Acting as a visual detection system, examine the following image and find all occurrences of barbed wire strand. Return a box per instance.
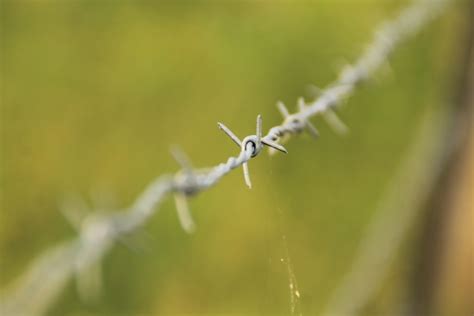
[0,0,453,315]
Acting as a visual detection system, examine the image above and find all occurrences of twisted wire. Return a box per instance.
[0,0,453,315]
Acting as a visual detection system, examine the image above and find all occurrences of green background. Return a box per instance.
[0,0,466,315]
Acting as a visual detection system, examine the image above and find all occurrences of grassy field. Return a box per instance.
[0,0,468,315]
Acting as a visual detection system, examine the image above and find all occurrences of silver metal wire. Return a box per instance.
[0,0,453,315]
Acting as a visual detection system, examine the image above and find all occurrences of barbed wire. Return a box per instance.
[0,0,453,315]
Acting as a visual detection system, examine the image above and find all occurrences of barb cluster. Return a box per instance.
[166,101,347,229]
[218,115,288,188]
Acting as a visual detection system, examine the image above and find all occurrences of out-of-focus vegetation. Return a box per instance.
[0,0,469,315]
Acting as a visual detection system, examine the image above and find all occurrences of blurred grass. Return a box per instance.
[0,0,465,315]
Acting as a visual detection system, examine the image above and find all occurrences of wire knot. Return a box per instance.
[169,147,204,233]
[218,115,287,188]
[242,135,262,158]
[277,98,320,138]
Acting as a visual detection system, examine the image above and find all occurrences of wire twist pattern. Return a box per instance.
[0,0,453,315]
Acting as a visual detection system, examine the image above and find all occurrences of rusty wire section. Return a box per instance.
[0,0,453,315]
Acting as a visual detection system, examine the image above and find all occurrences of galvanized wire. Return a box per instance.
[0,0,453,315]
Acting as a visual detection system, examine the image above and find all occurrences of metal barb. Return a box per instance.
[281,98,320,139]
[218,115,287,188]
[323,110,349,135]
[217,122,242,147]
[304,120,320,139]
[256,115,262,142]
[170,146,194,171]
[170,148,199,232]
[262,139,288,153]
[174,193,196,233]
[306,84,323,97]
[297,97,306,112]
[242,162,252,188]
[277,101,290,118]
[296,98,320,139]
[171,148,201,197]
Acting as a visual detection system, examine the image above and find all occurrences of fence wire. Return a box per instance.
[0,0,454,315]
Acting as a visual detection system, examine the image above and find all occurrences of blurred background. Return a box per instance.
[1,0,472,315]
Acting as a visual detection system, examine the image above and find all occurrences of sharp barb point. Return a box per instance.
[277,101,290,118]
[262,140,288,154]
[170,146,193,171]
[324,110,349,135]
[297,97,306,111]
[305,121,320,139]
[256,115,263,142]
[307,84,322,97]
[174,194,196,234]
[217,122,242,147]
[242,162,252,189]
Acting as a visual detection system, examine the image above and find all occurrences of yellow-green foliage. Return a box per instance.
[0,1,464,315]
